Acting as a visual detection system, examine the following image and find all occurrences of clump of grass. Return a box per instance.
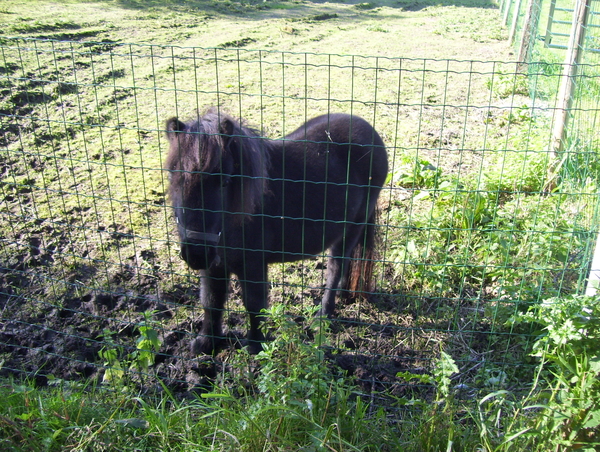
[355,2,378,10]
[9,19,81,34]
[487,71,530,99]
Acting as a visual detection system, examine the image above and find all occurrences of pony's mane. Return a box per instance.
[165,109,224,176]
[166,108,270,217]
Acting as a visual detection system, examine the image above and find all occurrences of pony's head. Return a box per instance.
[165,108,268,270]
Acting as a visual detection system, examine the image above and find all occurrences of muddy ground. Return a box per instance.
[0,231,512,399]
[0,246,438,394]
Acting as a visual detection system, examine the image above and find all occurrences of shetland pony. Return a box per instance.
[165,108,388,354]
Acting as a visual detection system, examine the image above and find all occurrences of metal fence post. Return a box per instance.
[586,231,600,295]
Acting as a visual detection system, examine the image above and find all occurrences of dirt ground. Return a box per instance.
[0,245,504,396]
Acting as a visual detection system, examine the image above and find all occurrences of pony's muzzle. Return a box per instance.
[179,230,222,270]
[184,230,221,245]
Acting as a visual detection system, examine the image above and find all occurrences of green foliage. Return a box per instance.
[396,350,459,402]
[98,311,162,387]
[4,296,600,450]
[383,142,590,303]
[512,294,600,449]
[201,305,398,451]
[254,305,331,404]
[481,148,550,194]
[487,71,530,99]
[388,155,442,189]
[132,311,162,372]
[556,137,600,191]
[98,329,125,384]
[465,294,600,451]
[395,351,481,451]
[416,294,600,452]
[2,306,396,450]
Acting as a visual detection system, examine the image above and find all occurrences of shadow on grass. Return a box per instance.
[99,0,499,14]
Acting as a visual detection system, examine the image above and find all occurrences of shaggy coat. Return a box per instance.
[165,108,388,354]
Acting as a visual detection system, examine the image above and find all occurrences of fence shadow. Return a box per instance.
[96,0,499,15]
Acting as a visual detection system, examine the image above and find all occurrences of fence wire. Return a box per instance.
[1,36,600,394]
[505,0,600,148]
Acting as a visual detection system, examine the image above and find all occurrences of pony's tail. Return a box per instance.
[345,209,379,300]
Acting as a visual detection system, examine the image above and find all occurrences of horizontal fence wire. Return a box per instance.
[1,36,600,395]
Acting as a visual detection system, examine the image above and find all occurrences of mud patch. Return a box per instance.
[0,63,20,75]
[218,37,256,48]
[10,90,52,107]
[0,253,427,397]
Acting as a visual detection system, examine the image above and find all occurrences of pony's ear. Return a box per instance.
[166,117,186,136]
[219,117,236,137]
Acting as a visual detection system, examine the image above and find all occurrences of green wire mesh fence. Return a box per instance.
[505,0,600,150]
[1,36,600,393]
[504,0,600,57]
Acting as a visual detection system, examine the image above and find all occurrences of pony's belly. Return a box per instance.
[261,222,344,261]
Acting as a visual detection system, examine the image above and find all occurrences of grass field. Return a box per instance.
[2,0,600,450]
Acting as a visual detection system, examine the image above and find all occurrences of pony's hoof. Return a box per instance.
[246,340,264,355]
[315,308,334,319]
[190,336,221,356]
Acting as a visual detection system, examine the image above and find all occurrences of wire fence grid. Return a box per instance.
[1,36,600,394]
[504,0,600,143]
[505,0,600,55]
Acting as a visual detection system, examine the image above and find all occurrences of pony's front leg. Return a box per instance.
[240,263,269,354]
[191,268,230,355]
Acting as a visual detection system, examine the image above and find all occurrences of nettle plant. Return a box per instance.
[513,294,600,449]
[99,311,162,387]
[253,304,335,407]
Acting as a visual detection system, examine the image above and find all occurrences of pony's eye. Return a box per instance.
[222,176,231,187]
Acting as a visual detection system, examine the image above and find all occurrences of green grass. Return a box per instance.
[0,308,404,451]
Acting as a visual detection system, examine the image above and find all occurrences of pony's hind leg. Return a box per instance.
[191,268,230,355]
[320,254,344,316]
[319,225,365,316]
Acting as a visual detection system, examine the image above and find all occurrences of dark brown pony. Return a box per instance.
[165,108,388,354]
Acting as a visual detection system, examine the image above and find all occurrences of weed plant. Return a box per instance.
[99,310,162,387]
[508,294,600,449]
[384,155,592,304]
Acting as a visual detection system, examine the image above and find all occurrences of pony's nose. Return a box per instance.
[179,242,220,270]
